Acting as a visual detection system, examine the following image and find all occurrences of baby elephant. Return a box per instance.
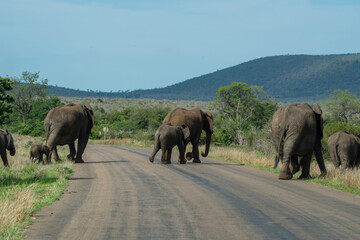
[30,144,50,164]
[149,124,190,164]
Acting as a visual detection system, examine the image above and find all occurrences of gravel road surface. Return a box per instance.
[25,144,360,240]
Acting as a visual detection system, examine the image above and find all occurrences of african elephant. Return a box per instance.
[162,108,213,163]
[29,144,50,164]
[149,124,190,164]
[271,103,327,180]
[0,129,16,167]
[328,131,360,169]
[44,103,94,163]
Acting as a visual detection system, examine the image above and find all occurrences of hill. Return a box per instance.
[48,54,360,102]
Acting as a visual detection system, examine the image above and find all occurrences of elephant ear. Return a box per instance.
[181,125,190,141]
[312,104,323,139]
[84,103,94,132]
[204,111,213,133]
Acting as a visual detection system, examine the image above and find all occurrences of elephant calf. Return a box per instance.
[328,131,360,169]
[30,144,50,164]
[149,124,190,164]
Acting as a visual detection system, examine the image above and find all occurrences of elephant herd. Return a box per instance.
[149,107,213,164]
[0,103,94,166]
[0,101,358,181]
[271,103,360,180]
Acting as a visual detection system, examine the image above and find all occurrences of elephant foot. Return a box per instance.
[74,158,85,163]
[299,173,311,179]
[186,152,193,160]
[319,172,327,178]
[278,172,293,180]
[193,158,201,163]
[161,161,171,164]
[67,154,75,161]
[179,160,186,164]
[149,156,154,163]
[291,164,300,174]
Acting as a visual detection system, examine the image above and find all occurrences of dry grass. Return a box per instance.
[210,145,274,168]
[0,186,35,236]
[209,145,360,193]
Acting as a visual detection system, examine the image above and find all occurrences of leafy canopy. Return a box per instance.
[11,72,48,123]
[0,77,14,125]
[323,89,360,123]
[213,82,277,145]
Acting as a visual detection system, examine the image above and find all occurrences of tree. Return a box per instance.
[11,71,48,123]
[0,77,14,125]
[324,89,360,123]
[213,82,277,145]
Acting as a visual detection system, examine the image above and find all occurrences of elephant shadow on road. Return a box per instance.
[82,160,129,164]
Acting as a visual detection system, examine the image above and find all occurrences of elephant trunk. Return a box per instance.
[201,132,212,157]
[273,156,280,169]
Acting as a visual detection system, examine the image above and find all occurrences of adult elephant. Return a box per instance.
[162,108,213,163]
[0,129,16,167]
[271,103,327,180]
[328,131,360,169]
[44,103,94,163]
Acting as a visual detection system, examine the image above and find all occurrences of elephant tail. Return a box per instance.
[273,129,286,169]
[334,144,341,168]
[44,122,52,144]
[277,129,286,159]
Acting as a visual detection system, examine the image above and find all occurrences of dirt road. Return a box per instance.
[25,145,360,239]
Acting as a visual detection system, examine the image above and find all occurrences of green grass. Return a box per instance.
[0,162,73,240]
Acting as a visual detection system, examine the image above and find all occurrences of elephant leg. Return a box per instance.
[299,153,312,179]
[279,156,292,180]
[178,143,186,164]
[278,142,293,180]
[185,140,193,160]
[290,155,300,174]
[67,142,76,161]
[40,155,44,165]
[1,150,9,167]
[75,135,89,163]
[52,147,60,162]
[161,148,167,164]
[166,148,172,164]
[191,138,201,163]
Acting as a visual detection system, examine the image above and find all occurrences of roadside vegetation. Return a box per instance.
[0,134,71,240]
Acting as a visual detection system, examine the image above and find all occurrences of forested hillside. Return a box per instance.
[48,54,360,102]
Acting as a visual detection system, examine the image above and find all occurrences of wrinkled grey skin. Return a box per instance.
[271,103,327,180]
[44,103,94,163]
[328,131,360,169]
[149,125,190,164]
[0,129,16,167]
[29,144,50,164]
[162,108,213,163]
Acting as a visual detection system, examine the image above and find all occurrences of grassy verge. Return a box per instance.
[209,145,360,195]
[0,134,73,240]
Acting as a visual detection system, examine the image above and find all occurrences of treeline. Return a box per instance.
[1,72,360,161]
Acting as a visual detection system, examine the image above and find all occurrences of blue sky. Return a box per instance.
[1,0,359,92]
